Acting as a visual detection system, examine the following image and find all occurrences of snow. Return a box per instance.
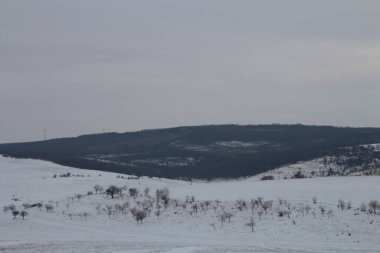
[0,156,380,252]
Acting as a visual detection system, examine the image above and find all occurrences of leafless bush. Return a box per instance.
[106,205,113,217]
[45,203,54,212]
[3,204,16,212]
[75,194,82,201]
[236,199,247,211]
[12,210,20,219]
[20,210,28,220]
[319,206,326,216]
[142,199,153,216]
[191,203,198,213]
[257,210,264,220]
[262,201,272,214]
[305,204,311,214]
[94,185,103,194]
[224,212,233,223]
[368,200,379,214]
[217,212,226,226]
[246,217,255,232]
[22,203,33,209]
[81,212,89,220]
[338,199,345,210]
[129,188,139,199]
[204,200,211,210]
[144,187,150,197]
[155,209,161,220]
[360,203,367,212]
[135,210,147,224]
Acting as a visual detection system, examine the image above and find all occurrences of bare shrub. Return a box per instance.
[3,204,16,213]
[135,210,147,224]
[75,194,82,201]
[81,212,89,220]
[305,204,311,214]
[319,206,326,217]
[257,210,264,220]
[20,210,28,220]
[224,212,233,223]
[360,203,367,212]
[246,217,255,232]
[45,203,54,212]
[236,199,247,211]
[12,210,20,219]
[94,185,103,194]
[327,210,334,218]
[191,203,198,213]
[262,201,272,214]
[368,200,379,214]
[144,187,150,197]
[338,199,345,210]
[129,188,139,199]
[155,209,161,220]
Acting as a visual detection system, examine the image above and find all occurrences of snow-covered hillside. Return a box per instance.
[1,156,380,252]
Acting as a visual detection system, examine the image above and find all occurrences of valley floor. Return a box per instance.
[0,156,379,253]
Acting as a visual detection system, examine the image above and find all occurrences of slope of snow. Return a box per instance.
[1,156,380,253]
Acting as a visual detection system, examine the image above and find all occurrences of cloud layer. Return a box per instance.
[1,0,380,142]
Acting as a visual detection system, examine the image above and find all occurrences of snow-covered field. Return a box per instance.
[0,156,379,253]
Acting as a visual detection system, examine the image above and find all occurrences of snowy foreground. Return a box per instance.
[0,156,380,253]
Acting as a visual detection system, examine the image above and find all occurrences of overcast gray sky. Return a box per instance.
[1,0,380,143]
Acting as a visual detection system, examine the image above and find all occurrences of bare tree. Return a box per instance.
[95,204,102,214]
[319,206,326,217]
[368,200,379,214]
[155,209,161,220]
[217,213,226,226]
[45,203,54,212]
[304,204,311,214]
[20,210,28,220]
[3,204,17,213]
[250,200,256,214]
[312,196,317,204]
[262,201,272,214]
[94,185,103,194]
[236,199,247,211]
[224,212,233,223]
[106,205,113,218]
[82,212,89,220]
[360,203,367,212]
[135,210,147,224]
[106,185,122,199]
[337,199,345,210]
[22,203,32,209]
[75,194,82,201]
[12,210,20,220]
[191,203,198,213]
[246,217,255,232]
[204,200,211,211]
[144,187,150,197]
[142,199,153,216]
[35,202,43,211]
[257,210,264,220]
[129,188,139,199]
[327,210,333,218]
[156,188,170,203]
